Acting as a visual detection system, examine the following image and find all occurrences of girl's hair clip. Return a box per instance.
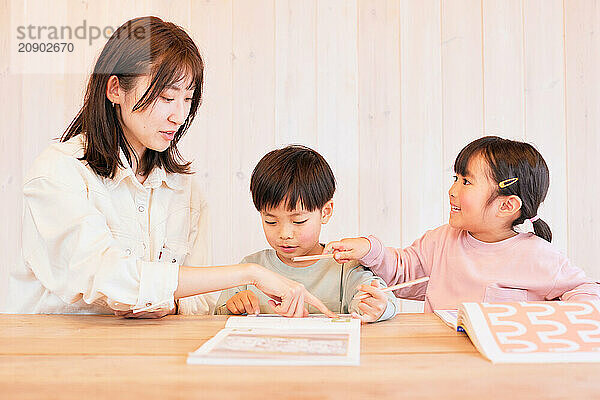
[499,177,519,188]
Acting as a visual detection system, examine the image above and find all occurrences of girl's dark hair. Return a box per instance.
[250,145,336,212]
[62,16,203,178]
[454,136,552,242]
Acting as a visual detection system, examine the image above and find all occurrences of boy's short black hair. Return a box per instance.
[250,145,336,212]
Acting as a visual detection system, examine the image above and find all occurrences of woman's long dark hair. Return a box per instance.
[454,136,552,242]
[62,16,203,178]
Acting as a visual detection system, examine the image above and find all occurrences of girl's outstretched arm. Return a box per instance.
[325,232,433,301]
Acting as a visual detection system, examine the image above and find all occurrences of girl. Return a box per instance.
[325,136,600,312]
[7,16,334,318]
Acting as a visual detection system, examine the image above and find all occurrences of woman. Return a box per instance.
[8,16,333,318]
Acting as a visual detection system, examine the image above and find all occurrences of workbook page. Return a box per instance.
[188,316,361,366]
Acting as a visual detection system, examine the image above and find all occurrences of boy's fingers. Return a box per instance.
[232,297,242,311]
[351,312,368,324]
[241,295,255,314]
[358,301,378,316]
[233,297,245,314]
[361,294,382,306]
[241,292,257,314]
[358,282,386,300]
[228,299,241,314]
[361,296,385,310]
[248,292,260,315]
[227,302,238,314]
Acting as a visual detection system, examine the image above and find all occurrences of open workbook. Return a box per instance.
[187,316,361,366]
[433,309,464,332]
[455,301,600,364]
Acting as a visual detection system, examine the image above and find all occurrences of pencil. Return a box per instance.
[354,277,430,300]
[292,253,335,262]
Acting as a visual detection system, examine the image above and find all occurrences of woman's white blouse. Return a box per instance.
[8,134,217,314]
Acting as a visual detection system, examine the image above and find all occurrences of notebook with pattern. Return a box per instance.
[457,301,600,363]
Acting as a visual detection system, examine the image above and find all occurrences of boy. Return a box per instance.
[215,145,397,322]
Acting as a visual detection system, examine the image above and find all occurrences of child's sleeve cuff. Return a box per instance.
[376,298,398,322]
[359,235,384,268]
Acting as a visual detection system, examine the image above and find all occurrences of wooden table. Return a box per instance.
[1,313,598,399]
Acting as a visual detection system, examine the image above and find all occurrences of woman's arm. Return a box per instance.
[176,264,337,318]
[176,182,219,315]
[22,163,335,318]
[175,264,256,297]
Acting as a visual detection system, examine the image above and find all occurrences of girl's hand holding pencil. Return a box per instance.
[323,237,372,264]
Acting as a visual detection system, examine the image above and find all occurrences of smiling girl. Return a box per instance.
[8,16,334,318]
[325,136,600,312]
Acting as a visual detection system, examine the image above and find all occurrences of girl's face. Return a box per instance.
[117,75,194,157]
[448,155,499,235]
[260,200,333,267]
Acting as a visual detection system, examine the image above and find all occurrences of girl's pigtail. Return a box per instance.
[532,218,552,243]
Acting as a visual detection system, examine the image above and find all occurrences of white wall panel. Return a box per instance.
[2,0,599,309]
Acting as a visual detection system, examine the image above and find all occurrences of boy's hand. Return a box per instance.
[226,290,260,315]
[351,280,387,324]
[323,237,371,264]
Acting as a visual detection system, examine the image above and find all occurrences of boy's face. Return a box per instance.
[260,200,333,267]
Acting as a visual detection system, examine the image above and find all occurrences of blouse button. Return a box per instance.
[125,249,132,256]
[171,258,177,263]
[146,302,152,307]
[138,205,145,212]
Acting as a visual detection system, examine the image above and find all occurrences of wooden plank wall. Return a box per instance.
[1,0,598,312]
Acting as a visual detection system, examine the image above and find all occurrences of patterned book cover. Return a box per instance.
[457,301,600,363]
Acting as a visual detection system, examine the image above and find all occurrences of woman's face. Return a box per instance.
[116,75,194,157]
